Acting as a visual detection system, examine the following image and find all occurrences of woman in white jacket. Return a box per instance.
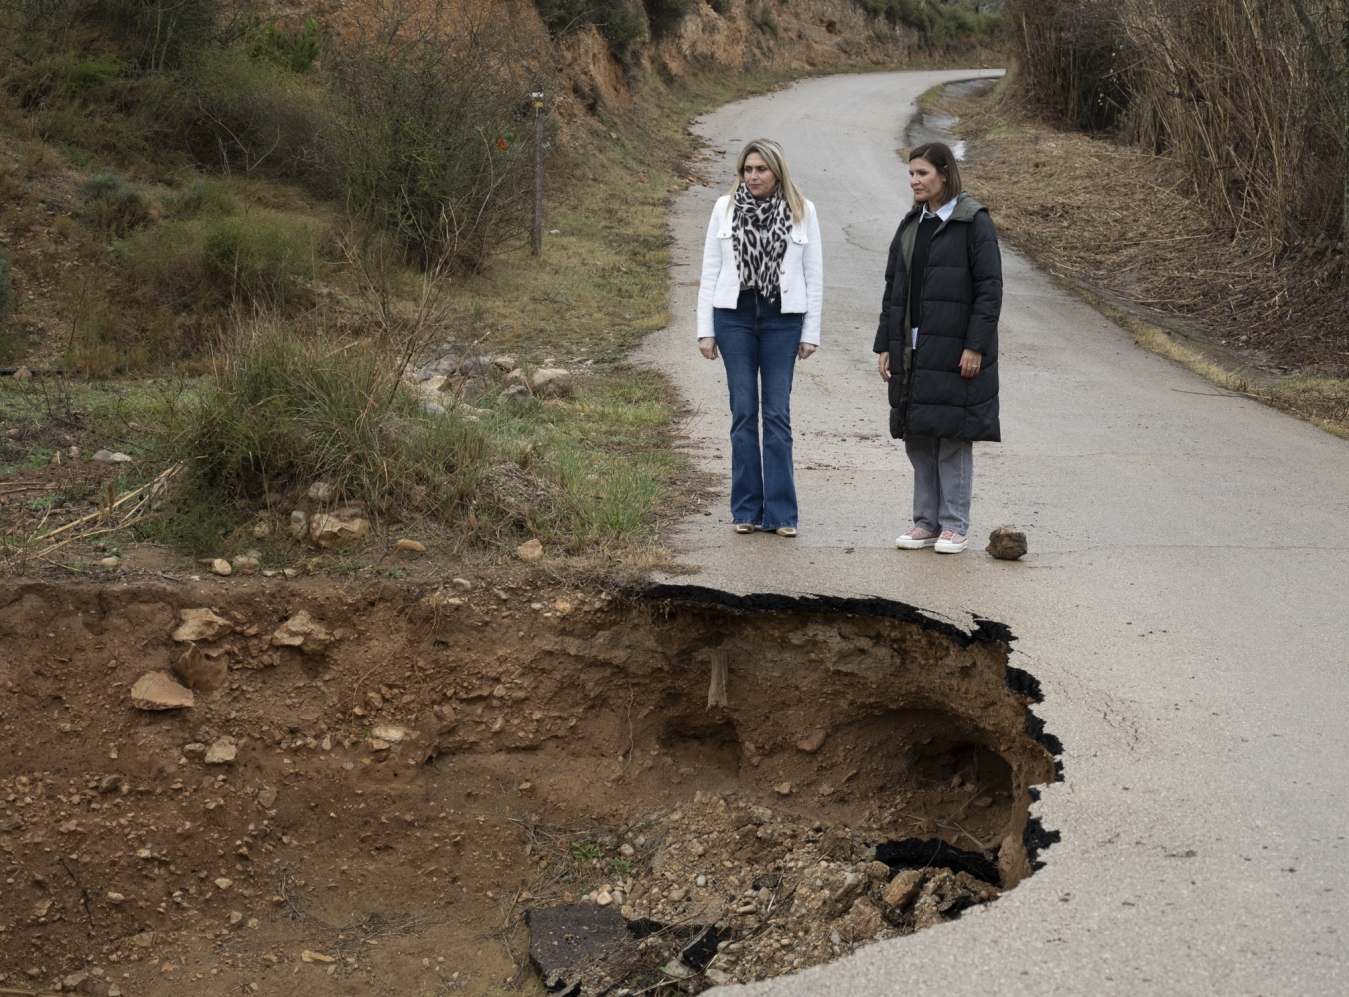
[697,138,823,537]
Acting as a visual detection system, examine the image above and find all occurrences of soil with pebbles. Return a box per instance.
[0,574,1055,996]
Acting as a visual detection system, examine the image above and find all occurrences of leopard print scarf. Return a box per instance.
[731,183,790,300]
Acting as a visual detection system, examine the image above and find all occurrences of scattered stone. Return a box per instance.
[451,577,472,591]
[422,400,447,417]
[290,510,307,538]
[596,890,614,906]
[183,743,206,757]
[214,877,233,890]
[172,608,232,643]
[252,520,271,539]
[394,538,426,552]
[210,558,232,576]
[774,782,792,796]
[309,511,370,548]
[98,774,122,793]
[529,367,573,397]
[492,355,517,371]
[370,725,408,744]
[171,642,227,692]
[498,383,531,406]
[106,892,125,904]
[986,525,1028,560]
[866,860,892,881]
[271,611,332,656]
[257,788,277,808]
[796,729,827,753]
[232,554,260,574]
[92,449,133,462]
[64,972,89,989]
[307,481,335,502]
[421,375,450,393]
[204,736,238,765]
[130,672,194,711]
[516,538,544,561]
[130,931,154,948]
[98,555,120,569]
[283,568,299,578]
[13,366,32,380]
[883,868,924,908]
[301,950,336,964]
[228,911,243,925]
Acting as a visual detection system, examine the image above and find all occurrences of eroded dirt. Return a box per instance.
[0,576,1057,995]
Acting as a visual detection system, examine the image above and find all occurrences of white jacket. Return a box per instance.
[696,194,823,345]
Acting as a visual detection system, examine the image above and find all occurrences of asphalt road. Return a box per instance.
[637,69,1349,995]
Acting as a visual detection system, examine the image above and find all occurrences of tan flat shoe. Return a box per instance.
[734,523,755,534]
[775,527,797,538]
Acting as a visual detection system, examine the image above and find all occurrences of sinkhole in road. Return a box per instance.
[0,577,1060,995]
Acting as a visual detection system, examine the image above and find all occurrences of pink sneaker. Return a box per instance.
[935,530,968,553]
[896,526,939,549]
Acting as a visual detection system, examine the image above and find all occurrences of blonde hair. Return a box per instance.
[728,138,806,223]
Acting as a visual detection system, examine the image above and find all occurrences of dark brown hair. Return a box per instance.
[908,142,963,205]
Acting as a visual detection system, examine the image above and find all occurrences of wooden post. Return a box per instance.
[707,650,728,710]
[532,91,544,256]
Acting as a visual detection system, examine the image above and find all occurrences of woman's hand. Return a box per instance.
[699,337,719,360]
[959,348,982,379]
[798,343,817,360]
[877,351,890,382]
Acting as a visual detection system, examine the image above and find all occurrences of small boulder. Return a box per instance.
[796,729,827,753]
[210,558,232,576]
[271,610,332,656]
[307,481,335,502]
[310,511,370,548]
[394,538,426,552]
[171,642,227,692]
[289,510,307,538]
[516,538,544,561]
[172,608,232,643]
[130,672,194,711]
[882,868,924,908]
[420,375,450,393]
[498,383,531,406]
[204,736,237,765]
[986,526,1028,560]
[529,367,573,398]
[492,355,517,371]
[231,554,260,574]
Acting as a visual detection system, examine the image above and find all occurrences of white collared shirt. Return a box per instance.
[912,197,958,348]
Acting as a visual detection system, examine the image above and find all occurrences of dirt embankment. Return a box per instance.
[557,0,960,119]
[0,576,1056,994]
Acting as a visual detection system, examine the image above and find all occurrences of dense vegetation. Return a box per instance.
[1007,0,1347,251]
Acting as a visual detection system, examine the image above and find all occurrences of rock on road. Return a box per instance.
[638,70,1349,995]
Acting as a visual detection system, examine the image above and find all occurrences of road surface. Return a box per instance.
[637,69,1349,996]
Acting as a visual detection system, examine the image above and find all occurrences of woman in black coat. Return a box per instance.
[874,142,1003,554]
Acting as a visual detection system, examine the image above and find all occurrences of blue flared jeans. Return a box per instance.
[713,290,803,530]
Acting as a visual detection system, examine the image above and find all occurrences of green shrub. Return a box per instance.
[147,322,487,553]
[758,4,781,37]
[202,210,318,309]
[326,4,535,269]
[237,15,321,73]
[533,0,649,44]
[643,0,687,36]
[165,178,240,220]
[80,169,151,236]
[65,54,125,96]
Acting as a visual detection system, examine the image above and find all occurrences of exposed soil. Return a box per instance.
[0,576,1057,995]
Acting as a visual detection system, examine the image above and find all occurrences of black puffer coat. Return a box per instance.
[873,192,1003,441]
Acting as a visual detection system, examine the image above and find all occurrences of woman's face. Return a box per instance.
[909,157,946,207]
[742,152,779,199]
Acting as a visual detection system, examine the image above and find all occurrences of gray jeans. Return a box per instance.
[905,434,973,535]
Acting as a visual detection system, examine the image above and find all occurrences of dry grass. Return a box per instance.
[942,80,1349,437]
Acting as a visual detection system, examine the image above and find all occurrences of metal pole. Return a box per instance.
[532,91,544,256]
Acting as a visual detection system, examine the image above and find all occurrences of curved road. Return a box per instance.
[638,70,1349,995]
